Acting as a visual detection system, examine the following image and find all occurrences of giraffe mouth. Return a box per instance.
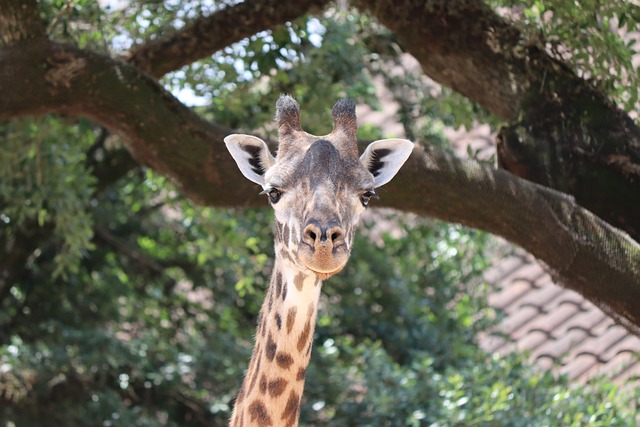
[297,245,349,279]
[308,265,346,280]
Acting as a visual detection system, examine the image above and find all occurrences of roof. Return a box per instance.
[480,247,640,386]
[444,124,640,388]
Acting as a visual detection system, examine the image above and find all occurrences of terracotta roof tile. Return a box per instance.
[499,263,547,289]
[559,353,600,380]
[484,254,529,283]
[500,305,541,336]
[532,328,591,360]
[517,302,583,339]
[533,355,558,372]
[568,324,630,360]
[513,329,549,353]
[517,286,566,312]
[480,333,508,354]
[551,307,608,337]
[488,279,534,312]
[600,336,640,362]
[610,354,640,384]
[480,246,640,387]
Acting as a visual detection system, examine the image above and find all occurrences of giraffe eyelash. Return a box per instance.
[360,190,378,207]
[260,187,283,204]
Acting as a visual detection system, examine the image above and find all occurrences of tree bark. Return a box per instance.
[355,0,640,242]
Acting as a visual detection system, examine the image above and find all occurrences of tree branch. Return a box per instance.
[354,0,528,121]
[390,146,640,335]
[0,39,233,205]
[128,0,331,78]
[356,0,640,243]
[1,39,638,332]
[86,0,333,191]
[80,0,333,198]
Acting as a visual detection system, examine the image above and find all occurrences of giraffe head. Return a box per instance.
[225,95,413,279]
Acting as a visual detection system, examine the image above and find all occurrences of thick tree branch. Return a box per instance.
[354,0,527,120]
[78,0,333,197]
[1,39,638,332]
[356,0,640,243]
[390,147,640,335]
[129,0,331,78]
[0,39,234,205]
[86,0,333,190]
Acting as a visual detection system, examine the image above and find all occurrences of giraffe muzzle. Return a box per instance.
[298,220,349,277]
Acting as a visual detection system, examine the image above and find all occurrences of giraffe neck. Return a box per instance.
[230,256,322,427]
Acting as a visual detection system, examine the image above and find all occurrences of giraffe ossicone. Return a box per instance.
[224,95,413,427]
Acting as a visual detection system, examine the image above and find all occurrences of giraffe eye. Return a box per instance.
[360,190,377,207]
[261,188,282,204]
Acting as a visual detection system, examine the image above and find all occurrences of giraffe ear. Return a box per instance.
[224,134,275,185]
[360,138,414,187]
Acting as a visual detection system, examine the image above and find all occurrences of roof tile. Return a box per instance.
[559,353,599,381]
[532,328,590,360]
[481,247,640,386]
[501,305,541,336]
[445,122,640,387]
[514,329,550,353]
[516,303,583,339]
[568,324,630,360]
[488,279,534,311]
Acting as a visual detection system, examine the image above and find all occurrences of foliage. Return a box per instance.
[0,118,96,277]
[492,0,640,114]
[193,10,377,135]
[2,1,639,427]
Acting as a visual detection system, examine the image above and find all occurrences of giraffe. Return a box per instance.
[224,95,414,427]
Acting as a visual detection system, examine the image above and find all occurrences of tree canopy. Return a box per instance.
[1,0,639,425]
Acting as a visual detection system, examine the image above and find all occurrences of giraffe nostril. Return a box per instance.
[303,223,321,246]
[328,227,345,245]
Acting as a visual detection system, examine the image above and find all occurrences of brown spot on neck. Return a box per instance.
[281,390,301,426]
[267,377,288,398]
[297,319,312,352]
[276,352,294,369]
[248,400,273,426]
[296,367,306,381]
[275,313,282,330]
[275,272,283,299]
[286,307,297,334]
[294,272,306,291]
[266,333,277,361]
